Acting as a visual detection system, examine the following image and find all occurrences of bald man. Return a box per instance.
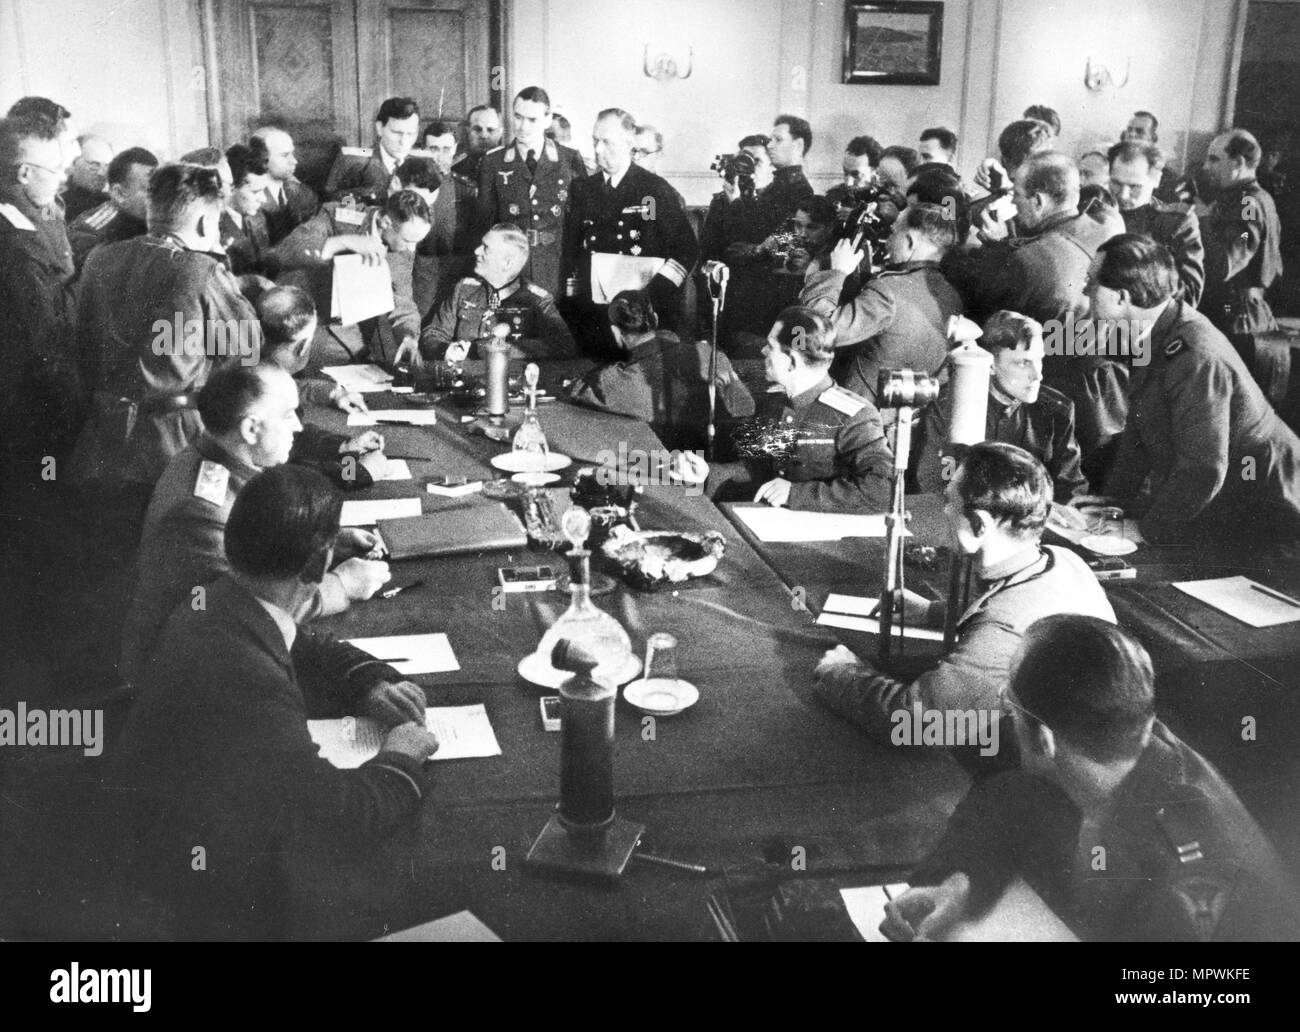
[253,127,319,244]
[63,133,113,220]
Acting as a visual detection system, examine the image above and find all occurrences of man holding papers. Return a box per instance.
[119,364,390,686]
[562,108,698,355]
[814,443,1113,750]
[116,465,437,940]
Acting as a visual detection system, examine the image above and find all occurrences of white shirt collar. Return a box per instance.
[225,207,245,230]
[606,165,630,190]
[255,596,298,653]
[379,147,399,175]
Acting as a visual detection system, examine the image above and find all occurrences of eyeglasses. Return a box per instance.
[999,691,1046,728]
[631,147,661,158]
[17,160,64,177]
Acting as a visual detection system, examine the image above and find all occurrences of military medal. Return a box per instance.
[508,203,520,216]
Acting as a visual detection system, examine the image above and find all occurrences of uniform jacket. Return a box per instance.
[918,384,1089,502]
[801,261,964,403]
[261,176,319,245]
[760,164,814,228]
[68,201,147,271]
[219,208,277,277]
[114,574,429,940]
[418,274,575,360]
[68,234,261,486]
[413,170,477,314]
[1200,179,1283,335]
[718,375,894,512]
[1105,300,1300,542]
[1121,199,1205,308]
[119,433,353,685]
[476,139,587,297]
[911,720,1300,941]
[563,162,699,318]
[322,145,402,203]
[567,330,756,451]
[815,544,1115,742]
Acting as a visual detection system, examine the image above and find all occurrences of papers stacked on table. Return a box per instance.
[322,363,394,392]
[345,632,460,675]
[309,704,500,769]
[1172,576,1300,627]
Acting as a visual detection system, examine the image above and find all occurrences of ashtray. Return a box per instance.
[600,527,726,591]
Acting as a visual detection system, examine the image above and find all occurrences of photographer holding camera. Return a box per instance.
[800,203,964,403]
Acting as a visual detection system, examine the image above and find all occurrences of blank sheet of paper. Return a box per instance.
[817,594,945,641]
[371,459,412,481]
[339,497,422,526]
[840,884,910,942]
[1172,576,1300,627]
[321,363,393,392]
[344,632,460,675]
[348,410,438,426]
[732,507,907,542]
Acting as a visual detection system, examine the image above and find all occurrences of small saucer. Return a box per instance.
[491,452,572,473]
[512,471,561,486]
[623,678,700,717]
[1080,535,1137,556]
[517,650,641,690]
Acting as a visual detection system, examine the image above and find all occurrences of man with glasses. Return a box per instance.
[813,442,1113,747]
[62,134,114,221]
[882,615,1300,942]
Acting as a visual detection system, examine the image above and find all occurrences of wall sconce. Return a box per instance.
[1084,55,1130,92]
[643,43,693,81]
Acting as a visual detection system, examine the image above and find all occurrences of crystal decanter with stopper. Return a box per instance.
[520,507,640,687]
[512,362,550,461]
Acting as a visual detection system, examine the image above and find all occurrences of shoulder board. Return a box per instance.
[1164,337,1186,359]
[407,148,435,160]
[82,201,117,229]
[485,146,506,156]
[333,206,366,226]
[458,276,479,286]
[193,459,230,506]
[0,203,36,232]
[340,146,372,158]
[1035,383,1072,410]
[527,283,549,297]
[818,385,868,416]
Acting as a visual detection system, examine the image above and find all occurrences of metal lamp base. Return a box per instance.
[525,813,645,883]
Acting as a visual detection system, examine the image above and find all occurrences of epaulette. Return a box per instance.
[81,201,117,230]
[485,145,506,156]
[339,146,372,158]
[407,148,435,160]
[0,202,36,232]
[458,276,480,287]
[1035,383,1072,412]
[818,384,868,417]
[526,283,549,297]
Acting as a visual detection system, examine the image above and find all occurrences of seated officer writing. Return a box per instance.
[702,307,893,512]
[814,443,1114,743]
[408,221,575,363]
[884,615,1300,942]
[115,465,436,940]
[918,311,1088,503]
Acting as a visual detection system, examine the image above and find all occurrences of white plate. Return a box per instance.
[1080,535,1137,556]
[491,452,572,474]
[623,678,700,717]
[512,471,561,486]
[517,649,642,690]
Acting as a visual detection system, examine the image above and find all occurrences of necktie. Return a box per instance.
[525,150,538,175]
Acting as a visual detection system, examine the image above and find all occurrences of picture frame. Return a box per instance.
[842,1,944,86]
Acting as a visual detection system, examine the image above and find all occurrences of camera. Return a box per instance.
[833,185,901,254]
[878,368,941,408]
[711,151,758,200]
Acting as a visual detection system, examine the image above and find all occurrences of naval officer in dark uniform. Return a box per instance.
[476,87,587,299]
[562,108,698,357]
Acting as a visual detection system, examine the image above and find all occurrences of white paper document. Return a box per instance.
[331,253,395,325]
[817,594,946,640]
[339,497,422,526]
[589,252,667,303]
[1172,576,1300,628]
[841,884,910,942]
[348,409,438,426]
[309,704,500,769]
[344,632,460,675]
[321,363,393,392]
[373,911,502,942]
[371,459,412,481]
[732,506,908,542]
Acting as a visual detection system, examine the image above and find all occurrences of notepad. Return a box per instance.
[349,409,438,426]
[371,459,412,481]
[840,884,910,942]
[816,593,945,640]
[309,704,499,769]
[340,497,422,526]
[331,253,395,325]
[322,363,394,392]
[733,507,907,542]
[1172,576,1300,628]
[344,632,460,675]
[373,911,502,942]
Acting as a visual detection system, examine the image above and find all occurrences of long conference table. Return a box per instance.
[300,372,1300,941]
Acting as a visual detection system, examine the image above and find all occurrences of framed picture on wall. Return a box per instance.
[842,1,944,85]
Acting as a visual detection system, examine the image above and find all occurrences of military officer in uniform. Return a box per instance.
[68,146,157,270]
[562,108,699,356]
[918,311,1089,502]
[323,97,422,204]
[452,104,503,184]
[700,307,893,512]
[801,203,964,403]
[475,87,587,299]
[1091,234,1300,544]
[409,222,575,362]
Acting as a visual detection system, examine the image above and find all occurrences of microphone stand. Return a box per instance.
[703,263,729,461]
[878,405,916,665]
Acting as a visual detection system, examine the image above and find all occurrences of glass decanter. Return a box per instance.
[528,508,637,684]
[512,362,550,460]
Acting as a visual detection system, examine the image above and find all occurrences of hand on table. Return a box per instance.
[443,340,471,364]
[335,526,383,560]
[334,557,391,600]
[393,337,423,367]
[815,643,867,681]
[365,679,428,728]
[341,430,385,455]
[754,476,793,507]
[382,720,440,762]
[881,873,971,942]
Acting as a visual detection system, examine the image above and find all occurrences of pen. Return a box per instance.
[373,657,410,663]
[632,851,711,876]
[1250,583,1300,608]
[380,580,425,599]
